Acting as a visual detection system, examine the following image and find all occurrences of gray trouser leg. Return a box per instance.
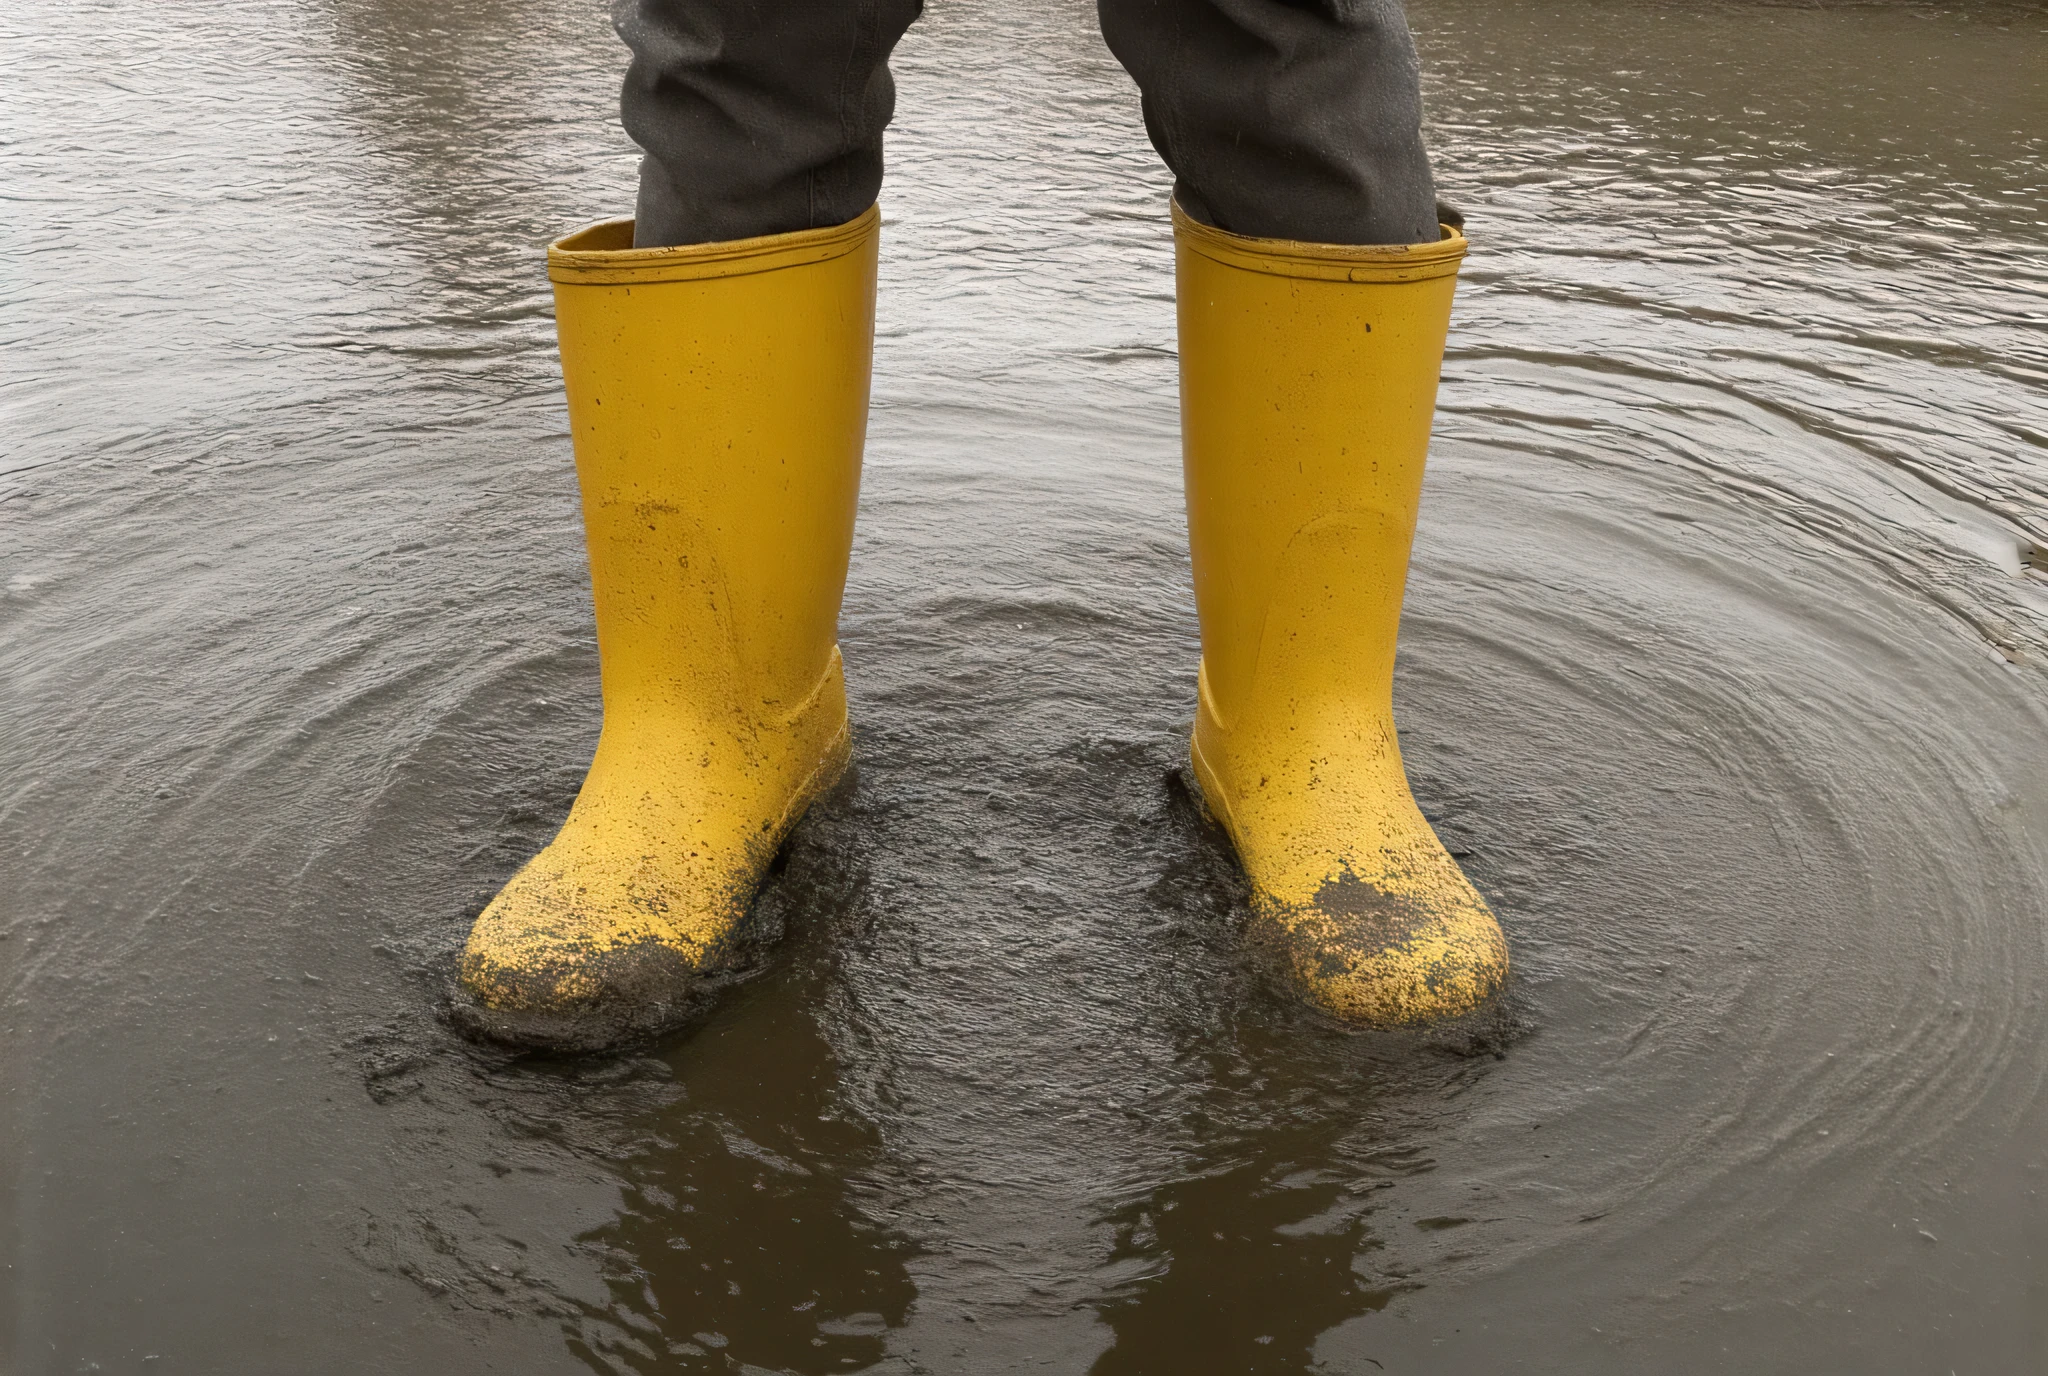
[614,0,924,247]
[616,0,1436,248]
[1096,0,1438,244]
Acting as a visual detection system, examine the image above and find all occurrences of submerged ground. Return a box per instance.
[4,0,2046,1371]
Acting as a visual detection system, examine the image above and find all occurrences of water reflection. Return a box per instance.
[559,802,920,1374]
[566,1001,918,1371]
[1088,781,1506,1371]
[1093,1154,1395,1375]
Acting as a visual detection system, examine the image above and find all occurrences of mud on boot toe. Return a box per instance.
[454,935,715,1051]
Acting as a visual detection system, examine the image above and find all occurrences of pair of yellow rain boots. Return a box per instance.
[456,200,1508,1050]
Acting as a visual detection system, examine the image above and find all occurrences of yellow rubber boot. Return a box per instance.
[1173,200,1509,1026]
[457,206,880,1049]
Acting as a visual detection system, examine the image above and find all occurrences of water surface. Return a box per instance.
[4,0,2046,1371]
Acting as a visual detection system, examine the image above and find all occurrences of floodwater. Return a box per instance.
[5,0,2046,1370]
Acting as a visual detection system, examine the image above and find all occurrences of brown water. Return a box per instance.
[5,1,2046,1371]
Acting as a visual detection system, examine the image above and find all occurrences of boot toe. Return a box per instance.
[1273,870,1509,1026]
[456,921,709,1052]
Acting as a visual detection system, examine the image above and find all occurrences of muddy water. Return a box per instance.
[5,0,2046,1370]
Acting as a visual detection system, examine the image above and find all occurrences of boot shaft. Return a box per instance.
[547,208,880,725]
[1173,202,1466,727]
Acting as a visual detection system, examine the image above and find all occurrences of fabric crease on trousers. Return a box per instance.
[615,0,1443,247]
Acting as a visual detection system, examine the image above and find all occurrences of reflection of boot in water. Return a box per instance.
[574,948,917,1368]
[1172,202,1509,1026]
[457,209,879,1050]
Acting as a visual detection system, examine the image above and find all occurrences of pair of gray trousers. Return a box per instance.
[614,0,1442,248]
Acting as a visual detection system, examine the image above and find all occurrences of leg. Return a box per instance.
[1097,0,1438,245]
[459,3,914,1048]
[459,214,883,1051]
[1105,2,1509,1023]
[1174,212,1508,1025]
[616,0,923,246]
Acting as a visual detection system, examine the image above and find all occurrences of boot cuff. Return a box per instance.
[1172,197,1465,283]
[550,202,881,286]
